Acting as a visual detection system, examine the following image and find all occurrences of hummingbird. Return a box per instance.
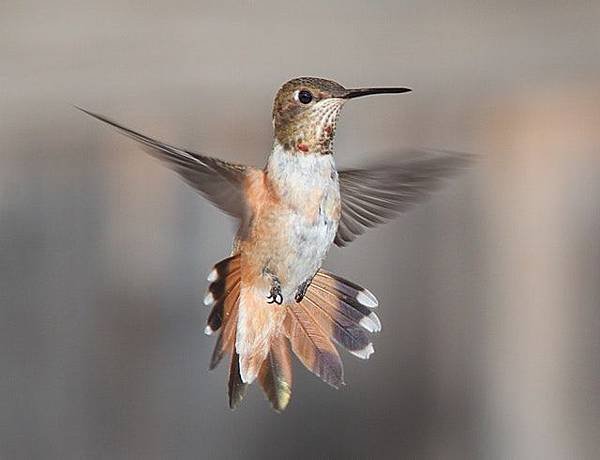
[78,77,471,412]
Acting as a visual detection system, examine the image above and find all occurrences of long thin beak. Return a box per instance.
[341,87,412,99]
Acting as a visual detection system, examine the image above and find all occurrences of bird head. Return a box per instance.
[272,77,411,154]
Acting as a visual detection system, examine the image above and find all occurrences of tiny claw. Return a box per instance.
[266,287,283,305]
[294,277,313,303]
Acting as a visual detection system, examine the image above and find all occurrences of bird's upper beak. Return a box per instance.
[339,87,412,99]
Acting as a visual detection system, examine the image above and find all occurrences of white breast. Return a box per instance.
[266,142,340,297]
[267,142,338,203]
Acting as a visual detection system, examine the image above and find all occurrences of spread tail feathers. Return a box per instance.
[203,255,246,408]
[205,258,380,411]
[283,270,380,388]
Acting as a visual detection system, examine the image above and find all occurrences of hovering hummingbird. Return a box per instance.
[78,77,470,412]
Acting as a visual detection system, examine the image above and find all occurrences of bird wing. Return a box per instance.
[77,107,248,218]
[334,150,474,247]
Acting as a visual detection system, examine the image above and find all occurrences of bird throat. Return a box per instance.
[273,99,344,156]
[266,140,337,210]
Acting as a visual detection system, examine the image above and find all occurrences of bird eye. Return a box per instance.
[296,89,313,104]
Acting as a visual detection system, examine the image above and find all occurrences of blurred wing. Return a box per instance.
[78,107,248,218]
[335,150,474,247]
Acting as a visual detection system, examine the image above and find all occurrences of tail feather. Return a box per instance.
[302,294,373,359]
[209,304,238,370]
[204,255,241,336]
[206,279,240,335]
[205,256,241,370]
[284,302,344,388]
[311,271,381,333]
[228,349,247,409]
[258,335,293,412]
[313,270,379,309]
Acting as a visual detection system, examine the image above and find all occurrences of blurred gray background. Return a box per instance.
[1,1,599,459]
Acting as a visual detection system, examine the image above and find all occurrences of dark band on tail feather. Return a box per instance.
[302,294,373,359]
[209,305,238,370]
[204,256,241,335]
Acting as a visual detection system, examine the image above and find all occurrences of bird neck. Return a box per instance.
[266,141,337,201]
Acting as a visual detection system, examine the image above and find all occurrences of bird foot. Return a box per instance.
[295,275,315,303]
[267,286,283,305]
[266,277,283,305]
[294,280,310,303]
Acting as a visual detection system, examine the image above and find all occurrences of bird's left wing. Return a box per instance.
[78,107,248,218]
[335,150,474,247]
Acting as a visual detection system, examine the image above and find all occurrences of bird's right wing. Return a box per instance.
[78,107,248,218]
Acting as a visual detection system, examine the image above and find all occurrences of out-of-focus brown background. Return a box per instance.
[1,1,599,459]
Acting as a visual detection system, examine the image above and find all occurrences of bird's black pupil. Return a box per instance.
[298,90,313,104]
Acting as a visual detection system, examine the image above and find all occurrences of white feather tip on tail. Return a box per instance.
[238,357,260,384]
[359,312,382,333]
[203,292,215,306]
[349,343,375,360]
[207,268,219,282]
[356,289,378,308]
